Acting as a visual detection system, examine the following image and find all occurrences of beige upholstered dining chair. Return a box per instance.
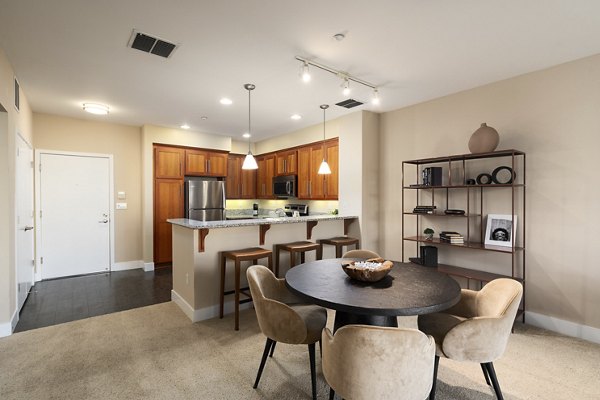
[322,325,436,400]
[418,278,523,400]
[342,249,381,259]
[246,265,327,400]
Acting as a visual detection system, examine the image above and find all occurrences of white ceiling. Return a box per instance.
[1,1,600,140]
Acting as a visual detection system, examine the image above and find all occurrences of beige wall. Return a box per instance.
[0,47,33,332]
[33,113,143,263]
[380,54,600,329]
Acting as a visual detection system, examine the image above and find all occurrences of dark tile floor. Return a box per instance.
[15,268,172,333]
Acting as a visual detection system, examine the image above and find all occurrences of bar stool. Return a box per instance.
[274,241,322,277]
[318,236,360,258]
[220,247,273,330]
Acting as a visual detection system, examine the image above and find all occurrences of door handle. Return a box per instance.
[99,219,109,223]
[23,226,34,231]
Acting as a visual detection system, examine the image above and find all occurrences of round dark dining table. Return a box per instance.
[285,259,461,331]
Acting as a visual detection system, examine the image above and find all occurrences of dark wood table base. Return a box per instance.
[334,311,398,332]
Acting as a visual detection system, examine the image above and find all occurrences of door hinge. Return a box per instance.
[39,163,42,172]
[40,210,43,218]
[40,257,44,264]
[30,161,34,168]
[32,259,35,266]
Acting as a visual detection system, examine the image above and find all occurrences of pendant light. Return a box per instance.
[317,104,332,175]
[242,84,258,170]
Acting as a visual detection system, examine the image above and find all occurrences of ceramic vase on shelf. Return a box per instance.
[468,123,499,153]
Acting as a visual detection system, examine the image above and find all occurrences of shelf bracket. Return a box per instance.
[307,221,318,239]
[259,224,271,245]
[198,228,209,253]
[344,218,356,235]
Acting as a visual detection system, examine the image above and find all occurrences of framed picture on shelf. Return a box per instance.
[484,214,517,247]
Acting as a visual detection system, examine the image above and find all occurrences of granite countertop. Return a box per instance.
[168,215,358,229]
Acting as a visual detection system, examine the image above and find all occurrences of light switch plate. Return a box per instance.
[116,202,128,210]
[117,191,126,200]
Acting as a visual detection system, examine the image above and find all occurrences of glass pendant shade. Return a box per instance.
[318,159,331,175]
[242,152,258,170]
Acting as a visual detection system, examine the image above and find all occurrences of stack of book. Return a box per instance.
[439,231,464,244]
[413,205,436,214]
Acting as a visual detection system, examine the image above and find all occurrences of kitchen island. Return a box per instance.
[167,215,359,322]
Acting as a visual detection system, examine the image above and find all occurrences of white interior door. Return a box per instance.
[16,136,34,310]
[39,153,111,279]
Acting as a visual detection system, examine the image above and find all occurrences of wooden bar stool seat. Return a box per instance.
[318,236,360,258]
[220,247,273,330]
[275,241,322,278]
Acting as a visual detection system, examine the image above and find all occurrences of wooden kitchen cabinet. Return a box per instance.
[185,149,228,177]
[256,154,275,199]
[226,154,256,199]
[154,145,184,179]
[297,138,338,200]
[153,179,183,265]
[275,149,297,176]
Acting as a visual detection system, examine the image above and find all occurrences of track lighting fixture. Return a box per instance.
[295,56,380,104]
[300,62,311,82]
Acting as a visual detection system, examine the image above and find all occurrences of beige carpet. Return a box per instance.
[1,302,599,400]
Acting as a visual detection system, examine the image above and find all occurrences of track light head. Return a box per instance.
[342,79,351,96]
[301,62,311,83]
[371,88,380,105]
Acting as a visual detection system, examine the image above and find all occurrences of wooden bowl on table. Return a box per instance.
[341,258,394,283]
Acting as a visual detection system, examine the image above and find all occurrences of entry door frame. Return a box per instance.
[34,149,115,282]
[15,131,34,310]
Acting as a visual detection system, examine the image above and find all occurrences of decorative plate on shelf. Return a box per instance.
[341,258,394,282]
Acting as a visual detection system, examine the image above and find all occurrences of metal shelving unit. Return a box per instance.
[402,149,526,322]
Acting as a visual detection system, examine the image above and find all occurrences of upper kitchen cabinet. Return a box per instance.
[185,149,228,177]
[226,154,256,199]
[256,153,275,199]
[275,149,297,176]
[154,145,184,179]
[297,138,338,200]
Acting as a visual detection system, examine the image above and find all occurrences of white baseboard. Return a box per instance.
[143,262,154,272]
[0,308,19,338]
[112,260,144,271]
[526,311,600,345]
[171,290,253,323]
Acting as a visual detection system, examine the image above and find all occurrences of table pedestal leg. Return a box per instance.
[333,312,398,332]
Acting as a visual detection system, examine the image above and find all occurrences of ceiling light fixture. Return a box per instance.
[242,84,258,170]
[180,123,190,129]
[318,104,332,175]
[341,78,351,96]
[220,98,232,105]
[371,89,380,105]
[291,114,302,120]
[295,56,380,103]
[83,103,109,115]
[200,116,208,120]
[300,62,311,82]
[242,133,251,138]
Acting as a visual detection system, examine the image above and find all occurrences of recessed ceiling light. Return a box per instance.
[243,133,251,138]
[180,124,190,129]
[291,114,302,120]
[83,103,109,115]
[220,98,232,105]
[200,116,208,120]
[333,33,346,41]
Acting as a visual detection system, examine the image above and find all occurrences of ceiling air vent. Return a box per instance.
[128,30,178,58]
[335,99,364,109]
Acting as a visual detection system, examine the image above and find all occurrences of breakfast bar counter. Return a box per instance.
[167,215,359,322]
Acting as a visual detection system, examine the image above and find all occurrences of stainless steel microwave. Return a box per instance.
[273,175,297,198]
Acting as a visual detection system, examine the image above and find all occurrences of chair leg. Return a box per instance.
[329,387,335,400]
[317,245,322,260]
[481,363,491,386]
[429,355,439,400]
[318,338,322,358]
[484,362,504,400]
[308,343,317,400]
[275,246,280,278]
[269,341,276,357]
[335,244,342,258]
[219,255,226,318]
[254,338,274,389]
[300,250,305,264]
[234,260,240,331]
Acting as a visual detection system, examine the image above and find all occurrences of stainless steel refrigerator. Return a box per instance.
[185,178,226,221]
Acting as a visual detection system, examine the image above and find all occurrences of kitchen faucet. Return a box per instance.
[275,208,286,217]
